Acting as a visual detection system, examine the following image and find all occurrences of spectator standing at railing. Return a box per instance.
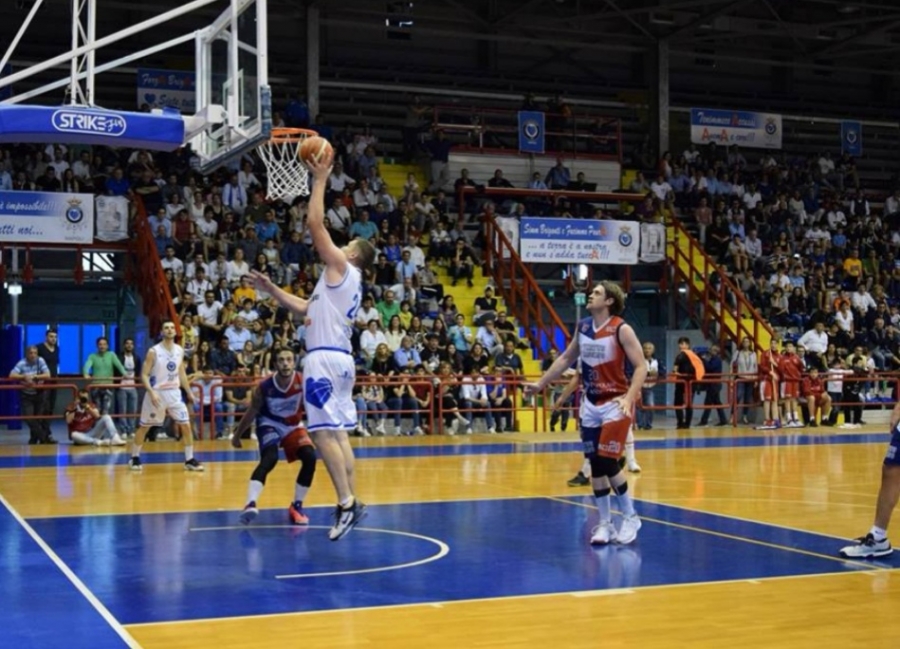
[116,338,141,438]
[637,342,660,431]
[731,337,758,426]
[9,346,55,445]
[673,337,699,430]
[698,345,729,427]
[798,321,828,371]
[36,329,60,419]
[545,158,571,190]
[83,337,125,416]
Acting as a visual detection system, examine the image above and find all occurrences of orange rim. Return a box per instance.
[268,127,319,144]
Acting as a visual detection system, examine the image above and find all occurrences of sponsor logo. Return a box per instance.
[51,109,127,137]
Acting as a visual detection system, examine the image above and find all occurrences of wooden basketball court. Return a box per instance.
[1,423,897,648]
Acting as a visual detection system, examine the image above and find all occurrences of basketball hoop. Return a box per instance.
[257,128,318,199]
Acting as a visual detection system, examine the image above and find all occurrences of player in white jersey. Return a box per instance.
[251,147,376,541]
[127,320,203,472]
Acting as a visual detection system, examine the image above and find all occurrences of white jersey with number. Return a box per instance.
[305,265,362,353]
[148,342,184,391]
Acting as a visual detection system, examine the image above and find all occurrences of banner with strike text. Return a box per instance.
[519,217,639,265]
[0,191,94,244]
[690,107,782,150]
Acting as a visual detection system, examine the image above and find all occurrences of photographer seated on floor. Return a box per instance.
[65,389,126,446]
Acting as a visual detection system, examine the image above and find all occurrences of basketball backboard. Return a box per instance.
[0,0,270,172]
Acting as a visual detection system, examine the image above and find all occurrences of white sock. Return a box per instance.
[625,442,636,464]
[247,480,264,505]
[581,458,591,476]
[594,494,611,524]
[294,485,309,504]
[339,495,354,508]
[184,445,194,461]
[871,525,888,540]
[611,475,636,517]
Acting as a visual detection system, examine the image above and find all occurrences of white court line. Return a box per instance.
[189,524,451,579]
[0,493,141,648]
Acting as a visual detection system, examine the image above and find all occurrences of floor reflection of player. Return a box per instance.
[233,348,317,526]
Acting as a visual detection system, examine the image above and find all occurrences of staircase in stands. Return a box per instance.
[666,217,774,350]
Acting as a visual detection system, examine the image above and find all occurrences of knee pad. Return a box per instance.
[296,445,317,487]
[250,444,280,484]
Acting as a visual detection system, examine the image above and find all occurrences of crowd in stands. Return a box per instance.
[627,140,900,390]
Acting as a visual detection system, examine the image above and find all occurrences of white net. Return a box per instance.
[257,132,311,199]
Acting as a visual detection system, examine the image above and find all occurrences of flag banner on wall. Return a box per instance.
[137,68,196,113]
[95,196,130,242]
[518,111,545,154]
[841,120,862,156]
[519,217,639,265]
[639,223,666,263]
[495,216,520,260]
[690,108,782,150]
[0,190,93,244]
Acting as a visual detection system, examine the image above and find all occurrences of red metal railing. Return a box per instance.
[482,216,571,355]
[130,196,181,339]
[667,217,774,349]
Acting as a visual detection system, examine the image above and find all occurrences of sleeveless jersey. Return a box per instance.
[148,342,184,391]
[257,371,305,434]
[305,265,362,353]
[578,316,628,405]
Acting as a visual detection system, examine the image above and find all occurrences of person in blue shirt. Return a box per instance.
[255,210,281,244]
[545,158,571,189]
[105,167,131,196]
[349,210,378,241]
[395,249,417,284]
[9,346,55,444]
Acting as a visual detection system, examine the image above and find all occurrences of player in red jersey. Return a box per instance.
[525,281,647,546]
[757,338,781,430]
[232,348,317,526]
[778,341,805,428]
[801,367,832,427]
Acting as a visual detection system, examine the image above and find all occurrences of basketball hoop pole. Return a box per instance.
[0,0,45,75]
[69,0,98,105]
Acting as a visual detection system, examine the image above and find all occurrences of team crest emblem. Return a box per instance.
[65,198,84,224]
[618,226,634,247]
[166,361,177,372]
[765,117,778,136]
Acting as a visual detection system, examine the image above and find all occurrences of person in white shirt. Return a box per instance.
[185,268,214,303]
[238,160,261,192]
[851,286,877,315]
[682,144,700,164]
[227,249,250,287]
[237,300,260,323]
[352,179,376,209]
[359,319,387,362]
[458,369,495,434]
[885,190,900,216]
[835,301,854,336]
[208,252,232,285]
[744,229,763,264]
[355,295,380,331]
[403,238,426,269]
[197,291,224,341]
[328,162,355,194]
[827,205,848,230]
[222,175,248,216]
[769,266,792,292]
[184,253,209,280]
[159,246,184,278]
[326,197,352,231]
[742,185,762,211]
[649,174,672,202]
[797,322,828,370]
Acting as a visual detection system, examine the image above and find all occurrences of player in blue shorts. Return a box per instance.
[839,400,900,558]
[251,147,376,541]
[233,348,316,526]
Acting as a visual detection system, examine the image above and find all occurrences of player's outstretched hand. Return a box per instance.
[249,269,275,293]
[231,434,242,449]
[522,382,542,399]
[305,148,334,182]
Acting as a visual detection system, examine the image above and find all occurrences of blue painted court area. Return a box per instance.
[23,498,897,626]
[0,431,893,469]
[0,501,132,649]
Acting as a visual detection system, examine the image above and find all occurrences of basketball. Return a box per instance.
[298,135,333,166]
